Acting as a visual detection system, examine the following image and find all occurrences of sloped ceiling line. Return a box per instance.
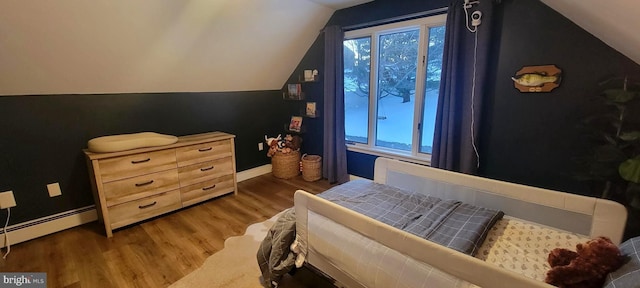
[540,0,640,65]
[2,0,637,96]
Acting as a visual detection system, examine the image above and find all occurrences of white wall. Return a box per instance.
[540,0,640,65]
[0,0,334,96]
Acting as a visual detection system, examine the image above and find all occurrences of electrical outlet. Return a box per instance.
[0,191,17,209]
[258,142,264,151]
[47,183,62,197]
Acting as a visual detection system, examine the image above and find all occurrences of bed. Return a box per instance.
[289,158,627,288]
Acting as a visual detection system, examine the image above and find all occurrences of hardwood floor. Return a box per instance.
[0,174,335,288]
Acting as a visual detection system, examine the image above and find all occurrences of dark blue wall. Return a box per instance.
[300,0,640,238]
[477,1,640,239]
[327,0,449,27]
[282,36,326,158]
[314,0,640,193]
[0,91,285,225]
[479,0,640,194]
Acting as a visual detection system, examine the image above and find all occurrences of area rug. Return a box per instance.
[169,212,284,288]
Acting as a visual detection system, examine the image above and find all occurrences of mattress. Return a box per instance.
[476,216,590,282]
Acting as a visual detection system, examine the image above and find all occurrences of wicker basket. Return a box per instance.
[271,150,301,179]
[301,154,322,182]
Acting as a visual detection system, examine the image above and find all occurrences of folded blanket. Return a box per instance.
[318,179,504,256]
[256,208,297,288]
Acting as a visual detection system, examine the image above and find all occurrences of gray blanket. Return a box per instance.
[318,179,504,255]
[256,208,296,288]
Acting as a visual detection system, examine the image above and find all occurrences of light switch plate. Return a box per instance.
[0,191,16,209]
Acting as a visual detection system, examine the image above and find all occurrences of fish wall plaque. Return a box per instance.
[511,65,562,92]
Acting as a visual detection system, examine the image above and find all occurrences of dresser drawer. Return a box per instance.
[103,169,180,207]
[180,174,235,207]
[109,190,181,230]
[177,157,233,187]
[99,149,177,182]
[176,140,232,167]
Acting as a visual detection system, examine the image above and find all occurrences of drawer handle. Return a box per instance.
[134,180,154,187]
[138,201,157,209]
[202,184,216,191]
[200,166,214,172]
[131,158,151,164]
[198,147,213,152]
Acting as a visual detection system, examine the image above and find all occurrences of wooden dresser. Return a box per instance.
[84,131,237,237]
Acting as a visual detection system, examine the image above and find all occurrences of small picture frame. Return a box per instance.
[289,116,303,132]
[305,102,317,117]
[287,84,302,100]
[304,70,314,82]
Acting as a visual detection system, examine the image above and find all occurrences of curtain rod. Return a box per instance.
[340,7,448,32]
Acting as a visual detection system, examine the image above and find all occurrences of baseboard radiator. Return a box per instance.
[0,205,97,248]
[0,164,273,248]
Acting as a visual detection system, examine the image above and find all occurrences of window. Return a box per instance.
[344,14,446,163]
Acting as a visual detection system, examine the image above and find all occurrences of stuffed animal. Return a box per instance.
[265,134,281,157]
[545,236,624,288]
[283,134,303,151]
[264,134,303,156]
[265,134,281,148]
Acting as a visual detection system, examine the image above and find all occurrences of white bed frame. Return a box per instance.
[294,158,627,288]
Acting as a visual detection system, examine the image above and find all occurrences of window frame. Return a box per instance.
[344,14,447,165]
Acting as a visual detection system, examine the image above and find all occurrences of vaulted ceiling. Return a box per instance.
[309,0,373,10]
[540,0,640,65]
[0,0,347,95]
[0,0,636,96]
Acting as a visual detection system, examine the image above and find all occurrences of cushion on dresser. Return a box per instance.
[88,132,178,153]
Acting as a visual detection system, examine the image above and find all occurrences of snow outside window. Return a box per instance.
[344,14,447,163]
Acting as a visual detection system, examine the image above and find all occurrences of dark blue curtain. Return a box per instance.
[323,25,349,184]
[432,0,496,174]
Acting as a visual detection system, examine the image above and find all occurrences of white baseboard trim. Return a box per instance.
[237,164,272,182]
[349,174,367,181]
[0,164,273,248]
[0,205,97,248]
